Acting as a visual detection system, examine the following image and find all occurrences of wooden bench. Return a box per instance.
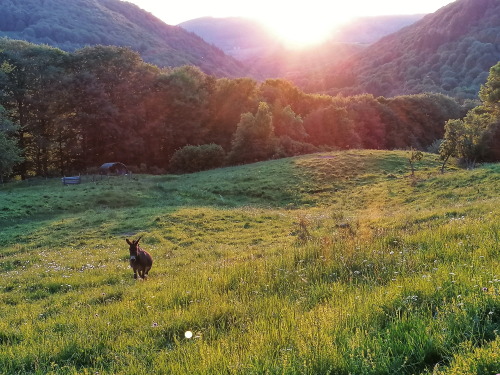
[62,176,81,185]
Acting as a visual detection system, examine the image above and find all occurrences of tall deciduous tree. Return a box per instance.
[303,104,359,149]
[0,39,67,178]
[439,119,463,172]
[441,62,500,168]
[205,78,259,150]
[228,102,275,164]
[477,61,500,160]
[0,105,23,182]
[272,104,307,142]
[66,46,153,169]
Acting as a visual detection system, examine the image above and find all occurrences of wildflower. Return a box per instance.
[185,331,193,339]
[482,287,489,292]
[152,322,158,327]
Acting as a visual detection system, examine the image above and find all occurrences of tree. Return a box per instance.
[439,119,462,172]
[303,104,359,149]
[458,107,492,168]
[227,102,275,164]
[408,147,423,176]
[66,46,156,170]
[149,65,215,167]
[272,104,307,142]
[477,61,500,160]
[0,39,68,178]
[441,62,500,168]
[169,144,225,173]
[479,61,500,114]
[205,78,259,150]
[0,106,23,182]
[440,109,490,170]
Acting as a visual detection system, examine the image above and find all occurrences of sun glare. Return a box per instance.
[256,4,354,48]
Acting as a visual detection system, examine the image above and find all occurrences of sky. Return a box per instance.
[124,0,457,46]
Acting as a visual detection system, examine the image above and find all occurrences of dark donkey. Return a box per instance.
[126,236,153,279]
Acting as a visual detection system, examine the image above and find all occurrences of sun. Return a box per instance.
[257,5,355,48]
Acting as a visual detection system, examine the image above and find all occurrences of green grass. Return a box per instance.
[0,150,498,374]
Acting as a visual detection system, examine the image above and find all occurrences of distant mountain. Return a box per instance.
[0,0,249,77]
[179,17,277,61]
[331,14,426,44]
[179,14,424,80]
[315,0,500,99]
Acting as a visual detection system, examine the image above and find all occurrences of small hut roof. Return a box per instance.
[99,162,127,169]
[99,162,129,174]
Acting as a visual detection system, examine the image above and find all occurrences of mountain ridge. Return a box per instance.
[318,0,500,98]
[0,0,249,77]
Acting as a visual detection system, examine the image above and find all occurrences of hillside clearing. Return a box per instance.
[0,150,498,374]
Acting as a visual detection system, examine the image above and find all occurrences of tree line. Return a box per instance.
[0,39,496,180]
[440,62,500,171]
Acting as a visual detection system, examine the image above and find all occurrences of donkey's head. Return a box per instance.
[126,236,142,261]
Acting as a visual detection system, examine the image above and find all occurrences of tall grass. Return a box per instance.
[0,150,498,374]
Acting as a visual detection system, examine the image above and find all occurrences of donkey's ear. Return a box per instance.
[126,239,132,246]
[136,236,142,244]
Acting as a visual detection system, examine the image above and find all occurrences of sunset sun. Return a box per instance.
[258,6,353,47]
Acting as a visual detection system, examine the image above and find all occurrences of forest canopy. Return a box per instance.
[0,38,491,180]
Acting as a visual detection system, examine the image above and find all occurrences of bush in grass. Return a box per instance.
[169,144,225,173]
[274,136,318,158]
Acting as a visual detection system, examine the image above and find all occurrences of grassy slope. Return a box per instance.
[0,150,498,374]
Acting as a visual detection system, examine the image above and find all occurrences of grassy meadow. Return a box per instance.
[0,150,498,374]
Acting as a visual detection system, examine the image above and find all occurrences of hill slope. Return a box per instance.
[179,17,276,61]
[179,15,423,80]
[330,14,425,44]
[0,0,248,77]
[315,0,500,98]
[1,150,499,374]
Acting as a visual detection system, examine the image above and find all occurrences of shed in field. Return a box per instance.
[99,162,129,175]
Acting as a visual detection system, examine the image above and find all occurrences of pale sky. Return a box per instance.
[123,0,457,46]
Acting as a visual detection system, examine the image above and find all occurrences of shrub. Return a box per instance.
[169,144,225,173]
[273,136,318,158]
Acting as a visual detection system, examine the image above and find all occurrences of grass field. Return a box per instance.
[0,150,498,374]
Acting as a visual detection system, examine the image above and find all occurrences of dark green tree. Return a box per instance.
[205,78,259,150]
[66,45,159,170]
[408,147,423,176]
[151,66,215,167]
[477,61,500,160]
[0,39,68,177]
[272,104,307,141]
[439,119,462,172]
[303,104,359,149]
[169,144,225,173]
[441,62,500,167]
[0,106,23,182]
[228,102,275,164]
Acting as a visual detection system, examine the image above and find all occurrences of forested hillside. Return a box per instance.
[178,15,422,81]
[0,39,472,180]
[311,0,500,99]
[0,0,248,77]
[329,14,425,44]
